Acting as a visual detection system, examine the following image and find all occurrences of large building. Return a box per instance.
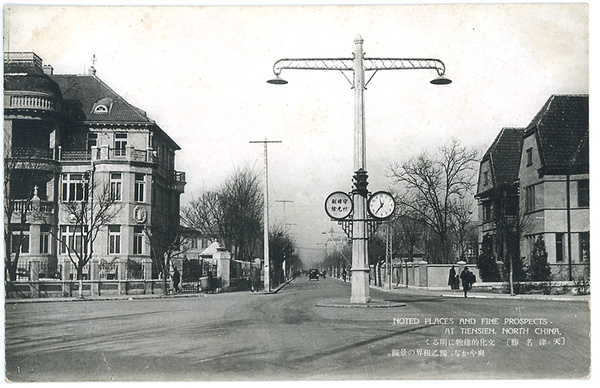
[476,94,589,280]
[4,52,185,280]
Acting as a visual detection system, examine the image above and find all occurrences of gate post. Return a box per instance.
[30,260,40,298]
[90,261,99,296]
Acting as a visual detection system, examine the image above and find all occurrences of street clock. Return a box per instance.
[367,191,396,220]
[324,191,353,220]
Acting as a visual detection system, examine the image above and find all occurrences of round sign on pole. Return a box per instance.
[324,191,353,220]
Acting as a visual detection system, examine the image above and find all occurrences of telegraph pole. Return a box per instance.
[250,138,282,292]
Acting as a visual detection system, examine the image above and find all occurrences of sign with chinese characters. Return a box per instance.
[324,191,353,220]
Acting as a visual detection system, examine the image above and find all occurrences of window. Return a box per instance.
[92,98,113,114]
[555,233,564,262]
[60,225,85,254]
[526,148,533,166]
[40,225,50,254]
[134,173,145,202]
[483,201,492,221]
[61,174,89,202]
[11,224,30,254]
[109,225,121,255]
[579,232,589,262]
[110,173,122,201]
[483,171,489,186]
[87,132,98,150]
[133,226,144,255]
[524,185,536,212]
[114,133,127,157]
[578,179,589,207]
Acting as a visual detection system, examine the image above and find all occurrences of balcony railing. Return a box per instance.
[4,52,43,67]
[11,199,55,214]
[61,150,91,161]
[10,147,53,160]
[174,171,186,182]
[7,94,59,111]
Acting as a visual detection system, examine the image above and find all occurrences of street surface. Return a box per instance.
[4,276,590,381]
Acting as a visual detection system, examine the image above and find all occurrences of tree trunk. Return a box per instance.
[78,266,84,298]
[162,268,169,295]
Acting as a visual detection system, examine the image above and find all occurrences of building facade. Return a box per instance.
[476,94,589,281]
[4,52,185,280]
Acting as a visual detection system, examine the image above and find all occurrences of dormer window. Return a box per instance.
[92,97,113,114]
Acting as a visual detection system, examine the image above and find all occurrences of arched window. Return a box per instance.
[92,97,113,114]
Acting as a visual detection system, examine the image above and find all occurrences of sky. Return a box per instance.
[2,1,590,266]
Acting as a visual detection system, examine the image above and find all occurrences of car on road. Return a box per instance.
[308,269,320,281]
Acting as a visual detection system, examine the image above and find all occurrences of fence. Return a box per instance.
[5,259,159,299]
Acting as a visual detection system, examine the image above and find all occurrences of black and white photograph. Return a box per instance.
[2,0,592,383]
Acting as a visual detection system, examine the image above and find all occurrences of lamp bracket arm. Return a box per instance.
[272,57,355,76]
[363,57,447,76]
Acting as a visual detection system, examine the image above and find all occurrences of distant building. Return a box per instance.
[476,94,589,280]
[475,127,523,263]
[4,52,185,279]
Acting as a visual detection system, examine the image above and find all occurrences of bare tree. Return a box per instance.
[450,195,477,262]
[390,199,427,263]
[143,222,193,295]
[388,139,478,263]
[182,165,263,260]
[36,166,121,298]
[4,155,53,281]
[268,223,296,286]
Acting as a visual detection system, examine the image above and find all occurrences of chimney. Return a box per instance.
[42,64,54,75]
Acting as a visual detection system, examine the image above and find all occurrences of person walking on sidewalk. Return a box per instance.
[448,265,459,290]
[172,267,181,294]
[460,266,475,298]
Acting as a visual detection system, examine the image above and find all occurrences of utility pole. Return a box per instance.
[250,138,281,292]
[275,199,294,231]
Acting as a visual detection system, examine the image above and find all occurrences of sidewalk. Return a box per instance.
[368,282,590,303]
[4,278,295,304]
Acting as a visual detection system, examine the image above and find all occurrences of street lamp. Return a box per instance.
[268,35,451,303]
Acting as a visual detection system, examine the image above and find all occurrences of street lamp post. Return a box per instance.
[268,35,451,303]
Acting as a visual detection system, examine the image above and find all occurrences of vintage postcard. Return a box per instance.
[3,1,591,383]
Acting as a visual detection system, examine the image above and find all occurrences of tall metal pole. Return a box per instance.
[250,139,281,292]
[268,34,451,303]
[351,34,370,303]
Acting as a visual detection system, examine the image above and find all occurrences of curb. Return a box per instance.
[4,292,207,304]
[439,293,589,302]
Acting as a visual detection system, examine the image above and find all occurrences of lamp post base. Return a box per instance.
[350,267,371,304]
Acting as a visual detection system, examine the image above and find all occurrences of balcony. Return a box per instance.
[6,93,60,112]
[4,52,43,67]
[10,199,55,214]
[171,170,186,193]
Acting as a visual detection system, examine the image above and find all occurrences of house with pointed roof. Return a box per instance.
[475,94,589,281]
[519,94,589,280]
[475,127,523,264]
[4,52,186,283]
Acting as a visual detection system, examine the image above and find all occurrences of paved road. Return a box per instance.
[4,277,590,381]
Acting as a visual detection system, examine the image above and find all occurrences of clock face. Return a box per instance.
[367,191,396,220]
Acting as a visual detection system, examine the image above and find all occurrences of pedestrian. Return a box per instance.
[172,266,181,294]
[342,268,347,282]
[251,263,261,292]
[448,265,459,290]
[460,266,474,298]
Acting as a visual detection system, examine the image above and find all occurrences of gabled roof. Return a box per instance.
[484,127,524,187]
[525,94,588,173]
[50,74,152,123]
[51,73,181,150]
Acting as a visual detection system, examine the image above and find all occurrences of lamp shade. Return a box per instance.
[267,76,288,85]
[430,75,452,85]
